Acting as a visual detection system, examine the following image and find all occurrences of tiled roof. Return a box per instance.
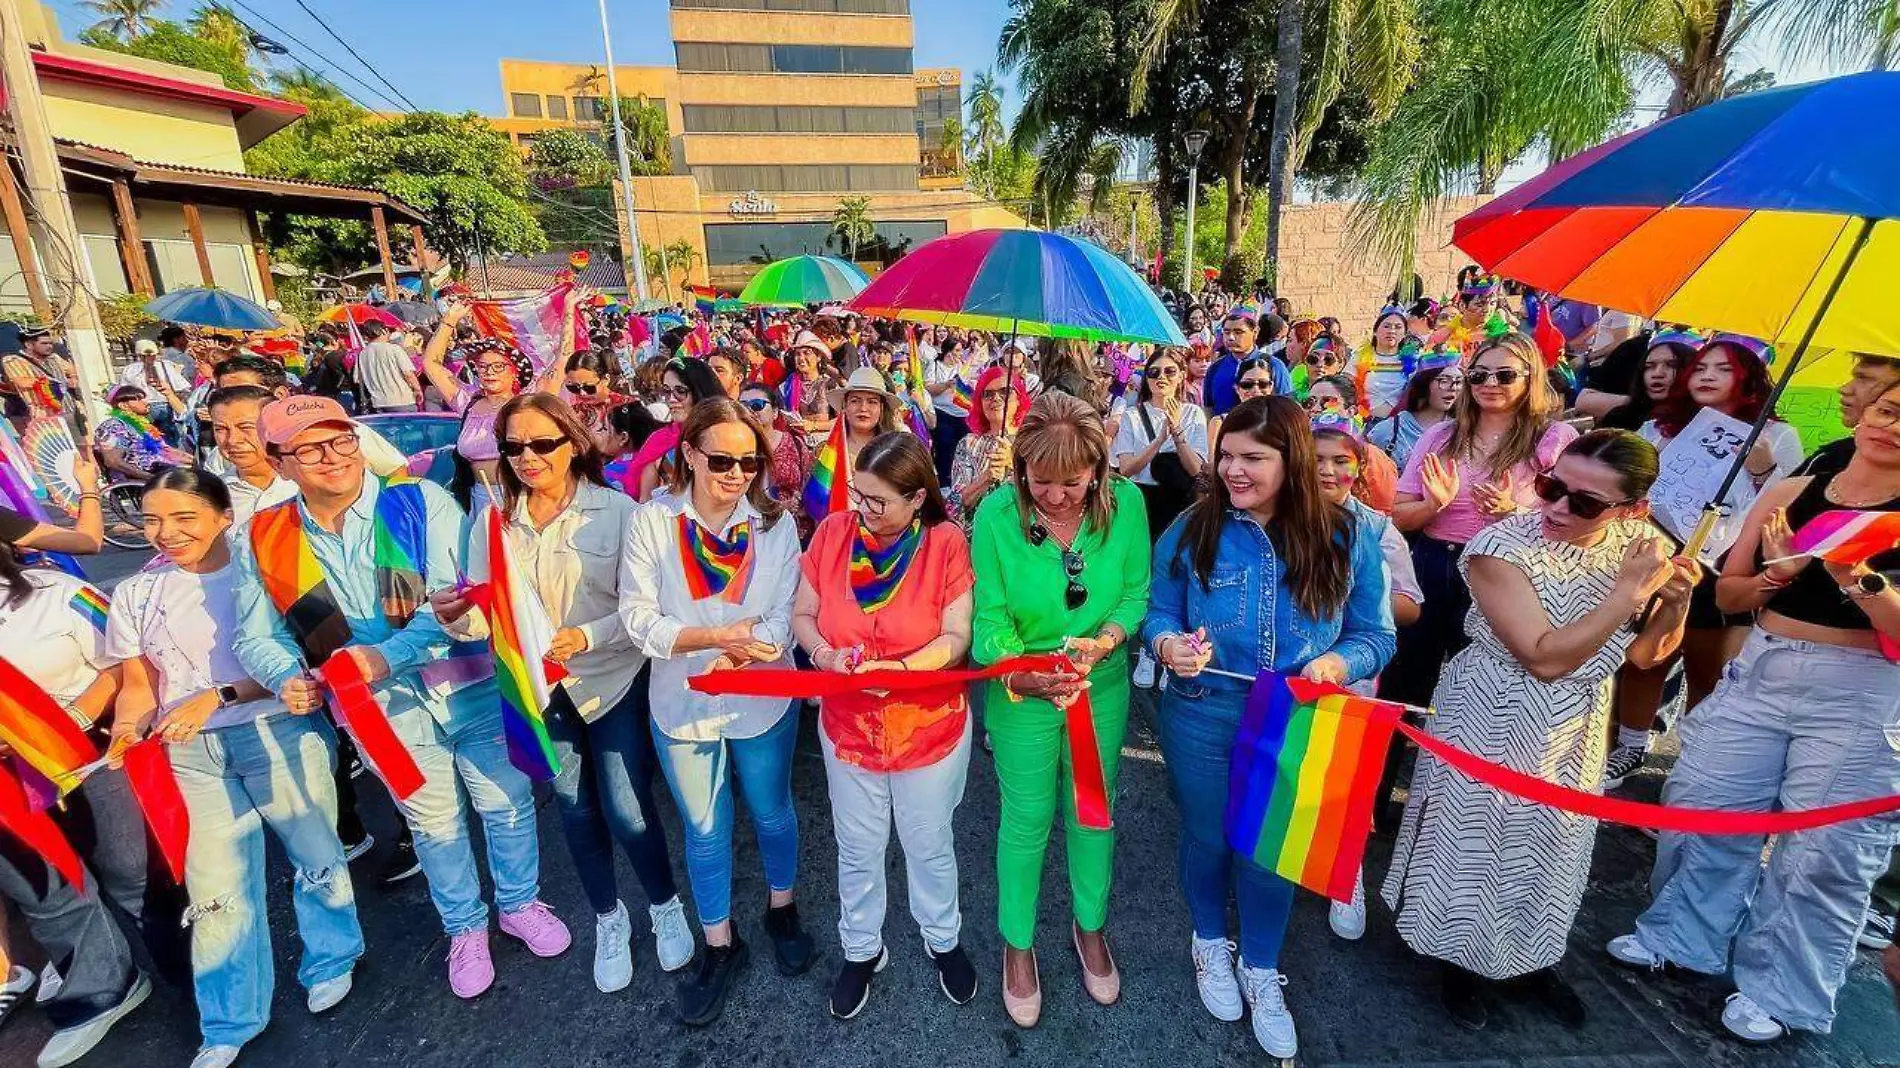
[471,252,628,294]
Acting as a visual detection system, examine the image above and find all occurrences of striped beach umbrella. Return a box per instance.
[738,255,871,308]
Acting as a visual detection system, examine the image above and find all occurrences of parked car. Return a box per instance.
[357,411,458,487]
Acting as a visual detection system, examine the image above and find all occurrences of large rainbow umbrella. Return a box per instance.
[848,229,1187,346]
[1454,71,1900,551]
[739,255,869,307]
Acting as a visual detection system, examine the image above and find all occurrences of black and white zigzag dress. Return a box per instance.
[1380,513,1643,979]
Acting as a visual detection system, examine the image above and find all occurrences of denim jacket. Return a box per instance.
[1140,499,1396,697]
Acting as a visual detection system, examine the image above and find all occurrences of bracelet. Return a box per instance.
[1758,571,1794,591]
[78,493,99,501]
[1001,671,1025,703]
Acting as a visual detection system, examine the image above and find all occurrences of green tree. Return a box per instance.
[965,70,1008,191]
[1769,0,1900,70]
[642,240,700,298]
[79,18,258,91]
[526,129,612,191]
[830,196,875,262]
[187,3,257,67]
[609,97,672,177]
[82,0,162,42]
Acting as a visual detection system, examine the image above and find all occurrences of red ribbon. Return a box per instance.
[318,654,426,800]
[0,757,84,889]
[1399,721,1900,834]
[121,738,190,883]
[690,654,1114,830]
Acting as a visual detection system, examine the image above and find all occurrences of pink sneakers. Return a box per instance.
[447,930,494,999]
[499,901,572,958]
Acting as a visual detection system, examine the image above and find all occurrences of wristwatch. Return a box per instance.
[215,684,242,707]
[1846,571,1892,600]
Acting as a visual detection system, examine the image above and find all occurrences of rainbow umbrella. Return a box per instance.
[848,229,1187,346]
[320,303,405,329]
[739,255,870,308]
[1454,71,1900,550]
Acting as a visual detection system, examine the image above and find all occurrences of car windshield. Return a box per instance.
[358,414,459,457]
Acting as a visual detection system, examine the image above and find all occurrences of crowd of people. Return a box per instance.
[0,268,1896,1068]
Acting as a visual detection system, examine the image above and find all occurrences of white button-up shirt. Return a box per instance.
[455,480,642,721]
[618,492,799,742]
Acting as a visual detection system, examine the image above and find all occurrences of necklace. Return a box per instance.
[1825,472,1900,509]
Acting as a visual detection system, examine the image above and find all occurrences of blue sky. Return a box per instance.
[48,0,1022,117]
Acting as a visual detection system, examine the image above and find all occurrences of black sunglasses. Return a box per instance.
[499,436,570,458]
[701,451,764,475]
[568,382,600,395]
[1465,367,1524,387]
[1028,522,1087,610]
[1533,472,1630,520]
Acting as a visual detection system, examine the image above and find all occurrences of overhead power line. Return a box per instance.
[289,0,422,113]
[224,0,406,112]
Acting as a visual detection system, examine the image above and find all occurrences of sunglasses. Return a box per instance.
[499,436,570,458]
[1465,367,1524,387]
[1149,366,1181,379]
[568,382,600,395]
[740,397,773,413]
[700,451,763,475]
[1236,377,1274,393]
[1533,472,1630,520]
[1061,549,1086,610]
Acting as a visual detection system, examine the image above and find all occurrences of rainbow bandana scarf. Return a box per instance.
[678,512,753,603]
[849,518,922,614]
[110,409,169,455]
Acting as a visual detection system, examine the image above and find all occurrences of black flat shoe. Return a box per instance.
[1520,967,1586,1030]
[764,902,815,977]
[828,948,887,1020]
[927,943,978,1005]
[1440,964,1489,1032]
[677,938,748,1027]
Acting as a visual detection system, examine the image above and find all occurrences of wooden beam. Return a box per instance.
[0,158,53,322]
[108,178,153,297]
[371,205,397,296]
[180,201,214,285]
[244,211,276,303]
[408,224,431,298]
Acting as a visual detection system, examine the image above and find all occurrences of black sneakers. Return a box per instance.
[927,944,978,1005]
[828,948,888,1020]
[376,836,422,887]
[677,938,749,1027]
[763,902,816,977]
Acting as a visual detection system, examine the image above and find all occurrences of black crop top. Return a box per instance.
[1761,470,1900,631]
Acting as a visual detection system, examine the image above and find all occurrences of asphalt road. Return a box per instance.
[2,552,1896,1067]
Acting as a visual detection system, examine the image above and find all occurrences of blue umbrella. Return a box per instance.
[145,287,280,331]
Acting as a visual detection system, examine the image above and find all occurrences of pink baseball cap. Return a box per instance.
[257,395,355,448]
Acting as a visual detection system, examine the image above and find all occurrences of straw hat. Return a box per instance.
[828,365,901,413]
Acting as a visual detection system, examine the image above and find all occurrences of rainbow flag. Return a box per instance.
[0,655,99,794]
[688,285,719,318]
[69,586,108,633]
[479,506,565,782]
[1225,671,1401,903]
[682,321,713,359]
[1791,509,1900,567]
[950,373,975,415]
[801,418,850,519]
[468,282,579,375]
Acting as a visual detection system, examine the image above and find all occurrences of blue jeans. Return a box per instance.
[1157,683,1295,970]
[389,678,543,935]
[169,713,363,1048]
[651,708,800,928]
[547,677,680,916]
[1634,628,1900,1033]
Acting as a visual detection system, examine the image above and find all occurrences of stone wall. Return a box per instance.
[1272,194,1491,335]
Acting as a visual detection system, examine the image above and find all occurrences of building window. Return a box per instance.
[704,219,945,268]
[682,104,914,134]
[676,43,910,75]
[546,96,569,120]
[511,92,543,118]
[574,95,603,122]
[692,164,919,193]
[670,0,909,12]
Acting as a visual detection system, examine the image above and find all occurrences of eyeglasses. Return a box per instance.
[1435,374,1465,390]
[568,382,600,396]
[277,432,359,465]
[1533,472,1630,520]
[740,397,773,413]
[472,361,513,377]
[1465,367,1524,387]
[1236,377,1274,394]
[657,385,693,402]
[1863,401,1900,429]
[700,451,763,475]
[499,436,570,458]
[849,487,903,518]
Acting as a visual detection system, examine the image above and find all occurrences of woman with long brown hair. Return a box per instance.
[792,432,979,1018]
[434,393,694,996]
[617,397,807,1027]
[1142,397,1396,1062]
[1385,332,1578,708]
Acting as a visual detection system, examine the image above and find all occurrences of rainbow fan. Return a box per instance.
[21,418,81,518]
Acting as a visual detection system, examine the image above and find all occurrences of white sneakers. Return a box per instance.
[650,896,695,973]
[1190,936,1244,1022]
[1328,870,1367,941]
[188,1045,241,1068]
[306,971,353,1014]
[595,901,634,993]
[37,973,148,1068]
[1239,965,1298,1059]
[1721,992,1787,1043]
[1606,932,1667,970]
[1132,650,1158,689]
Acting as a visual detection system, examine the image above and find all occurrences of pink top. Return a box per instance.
[616,423,682,498]
[455,391,501,462]
[1396,419,1579,544]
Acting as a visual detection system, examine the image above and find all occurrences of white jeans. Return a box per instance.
[821,716,972,963]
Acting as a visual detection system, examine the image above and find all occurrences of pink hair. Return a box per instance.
[968,364,1030,436]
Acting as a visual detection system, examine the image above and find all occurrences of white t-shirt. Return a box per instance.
[354,340,417,410]
[1110,402,1210,486]
[0,570,111,725]
[118,359,192,405]
[104,558,284,730]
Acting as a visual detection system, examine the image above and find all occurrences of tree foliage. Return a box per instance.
[830,197,876,261]
[79,17,259,92]
[81,0,161,42]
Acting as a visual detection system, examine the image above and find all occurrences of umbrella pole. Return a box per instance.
[1682,215,1874,559]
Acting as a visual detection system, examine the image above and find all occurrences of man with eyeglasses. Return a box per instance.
[1202,310,1293,416]
[231,395,568,1000]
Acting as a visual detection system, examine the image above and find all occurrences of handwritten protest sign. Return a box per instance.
[1650,407,1759,565]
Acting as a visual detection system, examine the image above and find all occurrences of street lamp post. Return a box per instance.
[597,0,651,301]
[1181,129,1208,294]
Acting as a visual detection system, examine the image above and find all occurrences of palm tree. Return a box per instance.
[965,70,1008,191]
[189,3,254,63]
[271,68,345,103]
[83,0,161,41]
[831,197,876,263]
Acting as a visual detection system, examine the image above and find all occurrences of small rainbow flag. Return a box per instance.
[801,418,850,520]
[950,374,975,415]
[688,285,719,318]
[1225,671,1401,903]
[1790,509,1900,568]
[479,506,565,782]
[68,586,108,633]
[0,655,99,794]
[682,321,713,358]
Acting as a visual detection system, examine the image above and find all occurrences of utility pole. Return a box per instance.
[1,0,111,426]
[596,0,651,301]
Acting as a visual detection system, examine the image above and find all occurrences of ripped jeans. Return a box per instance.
[169,712,363,1048]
